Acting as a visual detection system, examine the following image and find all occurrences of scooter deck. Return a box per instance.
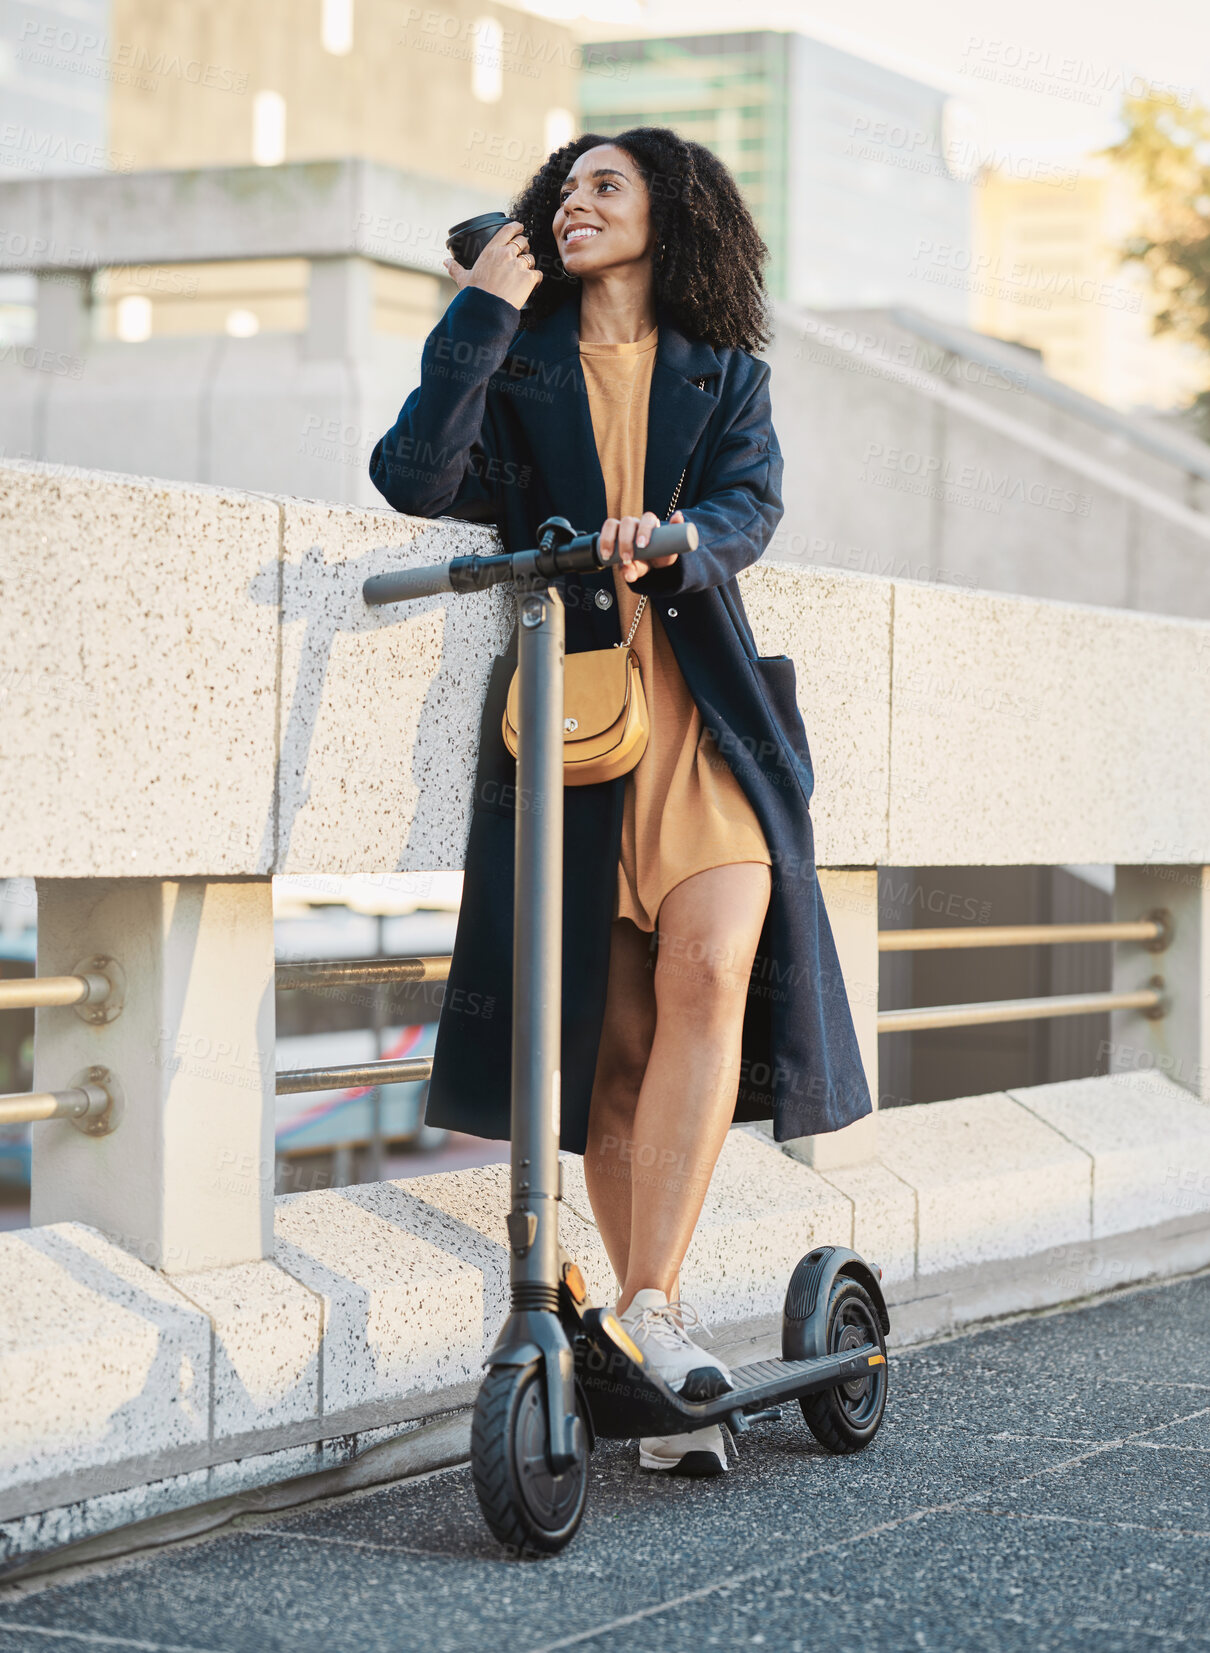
[576,1325,886,1441]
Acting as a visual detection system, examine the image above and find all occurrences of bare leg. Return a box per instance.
[583,862,771,1313]
[583,917,657,1293]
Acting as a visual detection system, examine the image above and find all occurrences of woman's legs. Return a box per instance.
[583,916,657,1289]
[583,861,772,1314]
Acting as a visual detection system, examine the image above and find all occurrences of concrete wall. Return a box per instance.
[2,458,1209,879]
[764,306,1210,618]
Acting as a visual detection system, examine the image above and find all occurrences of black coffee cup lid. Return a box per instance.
[447,211,511,247]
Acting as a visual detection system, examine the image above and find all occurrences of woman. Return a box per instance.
[370,127,871,1477]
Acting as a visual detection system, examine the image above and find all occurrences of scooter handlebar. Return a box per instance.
[363,562,454,606]
[607,519,698,563]
[363,518,700,608]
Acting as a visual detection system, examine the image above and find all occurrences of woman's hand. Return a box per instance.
[442,220,543,312]
[601,510,685,583]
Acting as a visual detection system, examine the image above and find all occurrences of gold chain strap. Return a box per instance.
[617,375,704,651]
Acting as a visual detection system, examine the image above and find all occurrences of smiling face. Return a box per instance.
[552,143,654,278]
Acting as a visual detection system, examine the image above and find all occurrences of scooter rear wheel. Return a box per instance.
[798,1276,888,1453]
[471,1363,589,1554]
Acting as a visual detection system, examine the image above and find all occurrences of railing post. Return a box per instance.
[30,877,277,1273]
[1110,865,1209,1100]
[780,867,880,1169]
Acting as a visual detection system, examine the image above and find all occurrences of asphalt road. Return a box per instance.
[1,1272,1207,1653]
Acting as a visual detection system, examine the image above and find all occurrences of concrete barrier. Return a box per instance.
[3,1074,1209,1572]
[4,459,1210,875]
[3,459,1210,1571]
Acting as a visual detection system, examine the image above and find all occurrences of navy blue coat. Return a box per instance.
[369,284,871,1151]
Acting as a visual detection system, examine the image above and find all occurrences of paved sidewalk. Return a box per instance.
[1,1273,1207,1653]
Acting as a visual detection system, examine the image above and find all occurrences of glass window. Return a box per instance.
[94,260,309,340]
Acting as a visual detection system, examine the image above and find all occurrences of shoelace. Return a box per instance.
[628,1299,715,1352]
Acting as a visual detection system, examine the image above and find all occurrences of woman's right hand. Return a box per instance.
[443,220,543,311]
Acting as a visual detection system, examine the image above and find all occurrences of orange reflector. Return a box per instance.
[562,1261,587,1303]
[601,1312,644,1364]
[867,1353,886,1366]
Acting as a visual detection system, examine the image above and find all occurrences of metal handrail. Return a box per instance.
[877,984,1164,1035]
[276,955,450,990]
[0,1075,114,1129]
[275,1055,434,1096]
[0,970,113,1011]
[274,955,447,1095]
[878,917,1168,952]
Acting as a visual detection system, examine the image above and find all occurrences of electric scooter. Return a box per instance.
[364,516,890,1554]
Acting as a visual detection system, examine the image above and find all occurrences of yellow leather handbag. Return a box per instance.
[503,626,649,786]
[502,383,702,786]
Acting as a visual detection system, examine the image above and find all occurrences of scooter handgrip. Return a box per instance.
[363,562,454,606]
[644,521,699,557]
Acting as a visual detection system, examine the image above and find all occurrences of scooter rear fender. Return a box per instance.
[782,1245,890,1364]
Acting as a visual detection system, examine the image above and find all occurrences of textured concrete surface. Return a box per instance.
[887,579,1210,867]
[766,305,1210,622]
[4,459,1210,875]
[272,1187,483,1414]
[0,463,279,876]
[816,1157,917,1286]
[1112,864,1210,1104]
[393,1158,617,1342]
[173,1263,323,1441]
[0,1226,210,1513]
[1,1272,1205,1652]
[738,564,891,866]
[876,1092,1091,1274]
[1010,1073,1210,1238]
[275,497,512,873]
[0,1416,460,1578]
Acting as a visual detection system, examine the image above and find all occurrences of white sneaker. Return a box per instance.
[617,1288,733,1398]
[640,1425,729,1476]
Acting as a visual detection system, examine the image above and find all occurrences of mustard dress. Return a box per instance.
[578,326,772,933]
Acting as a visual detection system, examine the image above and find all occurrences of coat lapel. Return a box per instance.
[645,296,721,519]
[505,294,722,524]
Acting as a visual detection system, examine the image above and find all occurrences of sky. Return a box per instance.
[518,0,1210,167]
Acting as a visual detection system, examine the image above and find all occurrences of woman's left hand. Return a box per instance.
[601,509,685,583]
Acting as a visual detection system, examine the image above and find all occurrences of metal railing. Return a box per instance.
[276,955,450,991]
[0,1067,119,1134]
[274,954,447,1095]
[875,910,1169,1036]
[0,955,448,1122]
[878,914,1169,953]
[0,913,1176,1117]
[0,955,124,1021]
[878,983,1165,1035]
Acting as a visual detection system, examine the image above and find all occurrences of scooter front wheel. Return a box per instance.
[471,1363,589,1554]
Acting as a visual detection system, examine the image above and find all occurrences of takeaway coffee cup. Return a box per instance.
[446,211,513,272]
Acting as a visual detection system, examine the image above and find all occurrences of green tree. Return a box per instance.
[1103,94,1210,434]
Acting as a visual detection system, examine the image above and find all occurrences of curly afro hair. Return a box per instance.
[507,125,772,355]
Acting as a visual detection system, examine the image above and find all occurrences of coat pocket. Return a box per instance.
[750,653,814,804]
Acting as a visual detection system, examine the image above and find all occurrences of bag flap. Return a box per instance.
[505,647,636,742]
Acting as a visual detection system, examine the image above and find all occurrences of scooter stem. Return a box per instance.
[509,576,565,1296]
[504,574,580,1472]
